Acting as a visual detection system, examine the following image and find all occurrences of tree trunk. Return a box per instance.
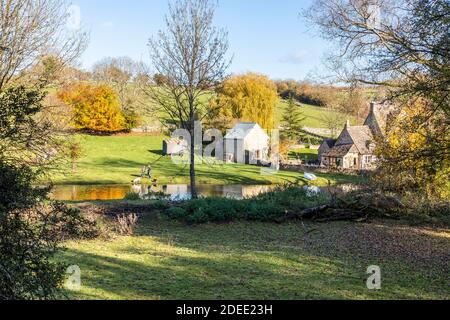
[190,135,197,199]
[189,106,198,199]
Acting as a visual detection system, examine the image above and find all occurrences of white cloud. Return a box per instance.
[278,51,308,65]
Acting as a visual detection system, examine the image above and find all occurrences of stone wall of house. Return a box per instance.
[343,152,360,169]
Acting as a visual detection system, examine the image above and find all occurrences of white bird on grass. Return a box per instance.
[304,172,318,181]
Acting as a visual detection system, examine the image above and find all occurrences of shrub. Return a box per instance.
[152,200,168,210]
[163,187,327,224]
[166,206,187,219]
[0,85,97,300]
[116,213,139,236]
[124,192,141,201]
[123,109,141,132]
[245,202,285,221]
[0,161,95,300]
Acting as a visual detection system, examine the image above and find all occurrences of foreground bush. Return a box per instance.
[0,161,97,300]
[162,185,449,226]
[164,187,328,224]
[0,86,97,300]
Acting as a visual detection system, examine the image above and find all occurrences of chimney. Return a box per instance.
[370,102,377,114]
[345,119,351,128]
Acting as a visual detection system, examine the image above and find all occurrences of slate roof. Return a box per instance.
[345,125,375,154]
[224,122,267,140]
[323,144,359,158]
[323,138,337,149]
[324,125,374,158]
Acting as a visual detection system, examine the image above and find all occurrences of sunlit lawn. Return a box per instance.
[59,212,449,300]
[51,135,358,186]
[289,148,319,161]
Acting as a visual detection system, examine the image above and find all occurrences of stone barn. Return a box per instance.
[223,122,269,164]
[162,138,188,156]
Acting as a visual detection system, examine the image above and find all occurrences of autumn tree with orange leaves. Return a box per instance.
[58,83,126,133]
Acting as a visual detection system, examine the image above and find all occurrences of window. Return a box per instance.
[363,156,372,165]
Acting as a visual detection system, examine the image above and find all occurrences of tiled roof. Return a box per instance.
[346,126,375,154]
[323,138,337,148]
[323,144,358,157]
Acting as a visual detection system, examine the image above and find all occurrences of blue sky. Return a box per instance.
[72,0,331,80]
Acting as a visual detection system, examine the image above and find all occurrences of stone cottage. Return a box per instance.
[318,102,394,170]
[223,122,269,164]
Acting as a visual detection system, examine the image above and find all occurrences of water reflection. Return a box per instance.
[51,184,276,201]
[51,184,360,201]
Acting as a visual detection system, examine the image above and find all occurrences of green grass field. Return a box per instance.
[289,148,319,161]
[51,135,358,186]
[59,207,449,300]
[276,100,352,129]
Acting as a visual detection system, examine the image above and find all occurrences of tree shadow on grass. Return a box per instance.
[92,158,146,169]
[61,244,370,300]
[149,150,164,156]
[60,216,449,300]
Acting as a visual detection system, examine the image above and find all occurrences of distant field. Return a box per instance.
[142,98,354,131]
[276,100,355,129]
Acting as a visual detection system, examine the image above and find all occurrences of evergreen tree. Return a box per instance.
[281,95,305,142]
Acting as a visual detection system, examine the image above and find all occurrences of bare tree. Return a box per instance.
[304,0,450,196]
[92,57,147,108]
[339,85,369,120]
[0,0,88,91]
[320,112,347,138]
[304,0,449,114]
[147,0,230,199]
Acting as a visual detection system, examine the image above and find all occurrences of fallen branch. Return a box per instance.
[283,205,331,220]
[280,191,405,223]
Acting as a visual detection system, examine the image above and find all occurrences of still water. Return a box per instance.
[50,184,277,201]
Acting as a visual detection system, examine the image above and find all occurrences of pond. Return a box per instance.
[50,184,277,201]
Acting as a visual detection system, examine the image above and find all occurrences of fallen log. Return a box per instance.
[313,209,364,222]
[283,205,331,221]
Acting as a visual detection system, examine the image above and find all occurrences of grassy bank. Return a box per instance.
[51,135,359,186]
[59,203,449,300]
[289,148,319,161]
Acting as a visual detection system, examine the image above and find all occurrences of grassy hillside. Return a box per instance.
[276,100,355,129]
[50,134,358,186]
